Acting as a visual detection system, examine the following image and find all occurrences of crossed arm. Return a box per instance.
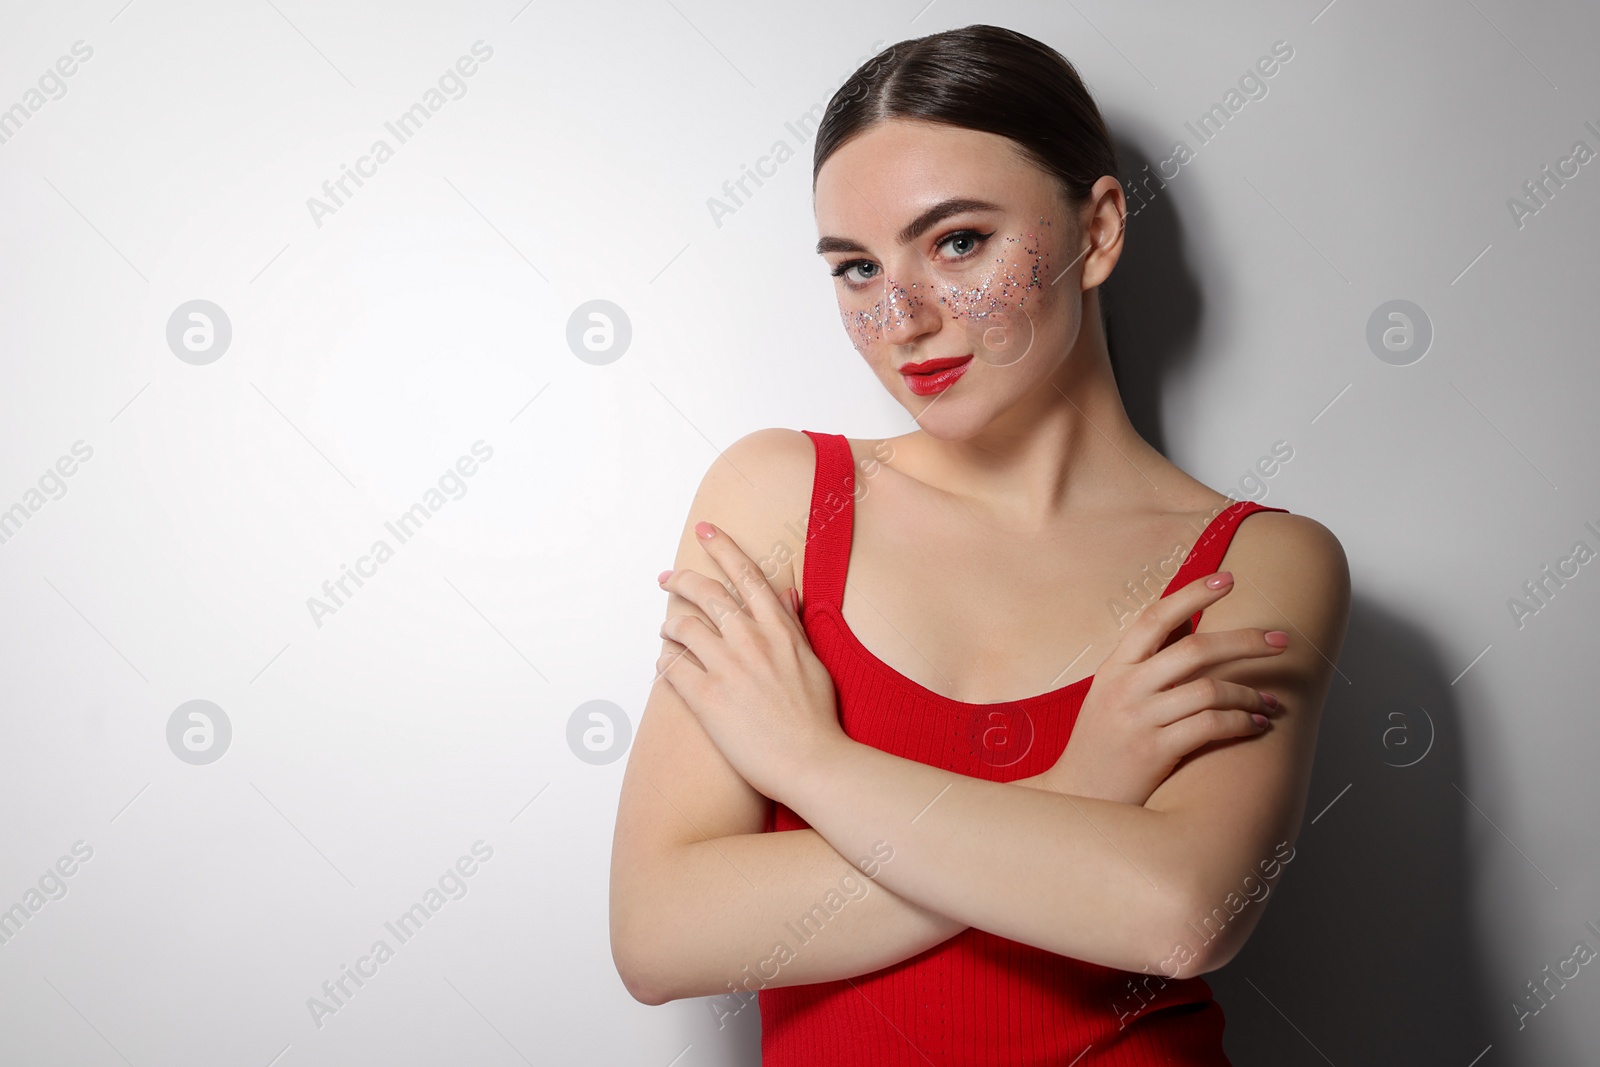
[609,435,1351,1006]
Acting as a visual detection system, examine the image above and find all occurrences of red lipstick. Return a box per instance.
[899,354,973,396]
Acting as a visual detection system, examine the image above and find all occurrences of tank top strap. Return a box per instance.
[799,430,855,612]
[1160,499,1291,632]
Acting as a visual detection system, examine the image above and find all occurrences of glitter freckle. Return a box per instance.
[838,215,1055,349]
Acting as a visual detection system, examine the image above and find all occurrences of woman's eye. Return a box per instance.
[830,260,881,285]
[938,229,993,259]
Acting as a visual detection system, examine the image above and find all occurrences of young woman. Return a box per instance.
[610,24,1350,1065]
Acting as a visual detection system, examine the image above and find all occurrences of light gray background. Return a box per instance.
[1,0,1595,1064]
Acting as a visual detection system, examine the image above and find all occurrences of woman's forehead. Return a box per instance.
[814,127,1051,234]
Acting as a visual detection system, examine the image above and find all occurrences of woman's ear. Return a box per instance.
[1079,175,1127,290]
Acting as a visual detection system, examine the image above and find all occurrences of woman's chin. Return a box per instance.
[897,399,987,440]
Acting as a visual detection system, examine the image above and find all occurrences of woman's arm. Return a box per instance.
[610,430,967,1006]
[610,682,967,1006]
[612,430,1350,1001]
[765,511,1351,977]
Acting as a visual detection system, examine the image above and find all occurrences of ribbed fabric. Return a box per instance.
[758,430,1290,1066]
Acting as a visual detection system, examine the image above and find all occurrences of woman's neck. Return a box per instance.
[889,341,1178,534]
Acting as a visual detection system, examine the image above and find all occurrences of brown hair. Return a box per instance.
[812,24,1120,210]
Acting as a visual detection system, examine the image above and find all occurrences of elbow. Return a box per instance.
[618,966,671,1007]
[1192,937,1249,976]
[609,875,673,1005]
[1184,932,1240,976]
[612,844,730,1005]
[1134,889,1199,980]
[610,921,675,1006]
[1149,882,1254,978]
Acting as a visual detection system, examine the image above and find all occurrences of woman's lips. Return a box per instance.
[900,354,973,396]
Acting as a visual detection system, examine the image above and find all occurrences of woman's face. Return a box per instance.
[813,119,1091,434]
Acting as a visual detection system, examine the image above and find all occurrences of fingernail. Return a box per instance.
[695,520,716,540]
[1264,631,1289,648]
[1251,713,1270,729]
[1259,691,1279,709]
[657,569,673,585]
[1206,571,1233,589]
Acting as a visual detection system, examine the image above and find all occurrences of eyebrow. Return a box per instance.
[815,196,1003,255]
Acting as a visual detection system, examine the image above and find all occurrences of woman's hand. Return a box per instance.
[655,520,844,803]
[1027,571,1290,806]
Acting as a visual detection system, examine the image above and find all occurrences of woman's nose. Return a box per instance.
[880,276,937,343]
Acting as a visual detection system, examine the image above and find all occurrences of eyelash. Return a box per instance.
[829,229,996,287]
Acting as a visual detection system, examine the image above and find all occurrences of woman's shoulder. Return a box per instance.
[1219,503,1351,626]
[681,429,823,591]
[1164,471,1343,565]
[1158,471,1348,609]
[1226,500,1345,565]
[715,427,820,486]
[718,427,900,484]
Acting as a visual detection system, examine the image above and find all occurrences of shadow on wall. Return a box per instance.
[1208,598,1501,1064]
[1098,133,1205,457]
[1102,135,1503,1062]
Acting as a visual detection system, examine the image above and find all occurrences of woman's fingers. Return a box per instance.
[659,613,722,670]
[1144,626,1291,693]
[1100,572,1292,695]
[661,567,746,630]
[1144,676,1274,728]
[1157,706,1271,760]
[658,523,796,640]
[655,625,704,667]
[1111,571,1240,669]
[655,644,704,680]
[652,522,798,705]
[689,520,788,628]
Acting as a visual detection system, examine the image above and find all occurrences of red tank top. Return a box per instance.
[759,430,1290,1066]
